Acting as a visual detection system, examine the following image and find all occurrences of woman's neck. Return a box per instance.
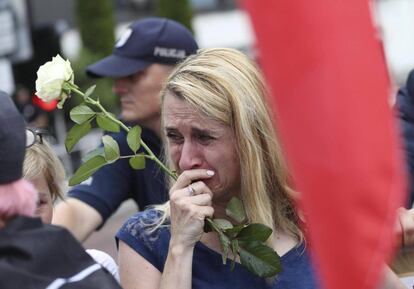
[211,190,240,219]
[212,202,228,219]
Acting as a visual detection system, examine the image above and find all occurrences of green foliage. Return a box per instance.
[239,241,281,278]
[237,224,272,242]
[65,121,92,152]
[102,135,120,163]
[72,0,116,110]
[129,155,146,170]
[82,147,104,162]
[84,85,96,99]
[205,197,282,277]
[226,197,247,223]
[230,240,239,271]
[127,126,142,153]
[69,48,118,113]
[155,0,194,32]
[75,0,115,56]
[69,155,107,186]
[70,104,96,124]
[213,219,234,230]
[97,114,120,132]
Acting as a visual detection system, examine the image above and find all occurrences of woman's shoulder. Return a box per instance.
[116,209,170,272]
[116,209,169,248]
[123,208,164,225]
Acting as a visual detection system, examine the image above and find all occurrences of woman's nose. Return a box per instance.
[178,141,203,171]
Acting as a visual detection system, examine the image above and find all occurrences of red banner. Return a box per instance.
[244,1,406,289]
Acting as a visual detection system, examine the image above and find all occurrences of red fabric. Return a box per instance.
[32,94,57,111]
[243,1,406,289]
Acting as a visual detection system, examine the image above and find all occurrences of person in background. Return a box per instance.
[53,17,199,242]
[23,129,65,223]
[23,132,120,281]
[13,85,49,129]
[0,91,121,288]
[396,69,414,208]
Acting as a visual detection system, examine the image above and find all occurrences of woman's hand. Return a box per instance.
[169,169,215,250]
[397,208,414,247]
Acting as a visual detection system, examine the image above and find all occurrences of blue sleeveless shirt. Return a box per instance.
[116,209,320,289]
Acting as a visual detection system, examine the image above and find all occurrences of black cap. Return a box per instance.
[0,91,26,184]
[86,17,198,78]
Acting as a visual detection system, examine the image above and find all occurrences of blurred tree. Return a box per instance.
[71,0,117,111]
[155,0,194,32]
[75,0,115,55]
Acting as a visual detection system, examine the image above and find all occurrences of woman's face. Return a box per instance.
[163,93,241,202]
[30,176,53,224]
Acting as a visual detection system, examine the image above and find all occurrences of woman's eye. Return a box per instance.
[36,194,49,207]
[166,132,183,142]
[198,134,214,143]
[36,199,47,207]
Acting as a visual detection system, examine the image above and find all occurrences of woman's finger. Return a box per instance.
[171,169,214,193]
[187,181,213,197]
[189,193,212,206]
[398,208,414,247]
[194,205,214,219]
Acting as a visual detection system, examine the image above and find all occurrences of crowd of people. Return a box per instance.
[1,16,414,289]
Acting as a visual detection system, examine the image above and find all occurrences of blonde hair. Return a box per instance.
[156,48,302,244]
[23,141,65,202]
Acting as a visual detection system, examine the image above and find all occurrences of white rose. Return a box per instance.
[35,54,74,104]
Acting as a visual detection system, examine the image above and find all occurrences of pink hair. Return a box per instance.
[0,179,37,220]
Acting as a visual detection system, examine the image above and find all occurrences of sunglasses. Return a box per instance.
[26,128,48,148]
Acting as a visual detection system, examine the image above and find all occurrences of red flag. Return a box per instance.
[244,1,406,289]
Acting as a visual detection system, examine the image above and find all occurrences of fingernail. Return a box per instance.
[206,170,215,176]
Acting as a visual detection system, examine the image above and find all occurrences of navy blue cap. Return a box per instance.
[407,69,414,97]
[86,17,198,78]
[0,90,26,184]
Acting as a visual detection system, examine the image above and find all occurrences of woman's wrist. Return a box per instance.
[169,238,196,257]
[160,239,195,289]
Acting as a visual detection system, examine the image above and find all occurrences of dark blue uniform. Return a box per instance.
[68,128,168,224]
[397,69,414,207]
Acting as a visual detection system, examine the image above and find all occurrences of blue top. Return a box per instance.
[68,128,169,224]
[397,69,414,207]
[116,210,319,289]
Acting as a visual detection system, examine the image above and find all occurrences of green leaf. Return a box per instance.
[96,114,120,132]
[127,126,142,153]
[206,217,220,231]
[238,241,281,278]
[213,219,233,230]
[82,147,105,162]
[70,104,96,124]
[218,232,230,265]
[65,121,92,152]
[129,155,145,169]
[102,135,120,163]
[84,85,96,98]
[69,155,107,186]
[225,224,246,238]
[237,223,272,242]
[226,197,246,223]
[230,239,239,271]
